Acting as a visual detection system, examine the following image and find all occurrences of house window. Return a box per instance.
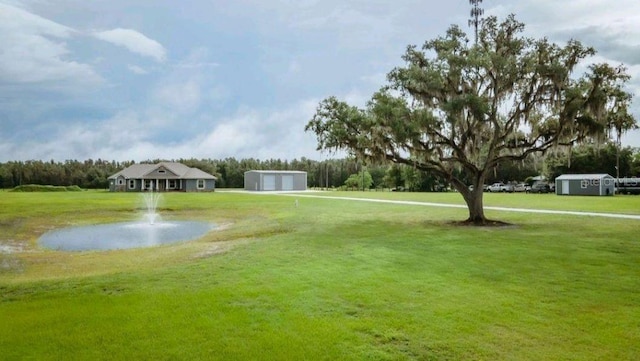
[197,179,205,189]
[128,179,135,189]
[158,169,166,174]
[168,179,177,189]
[117,178,124,185]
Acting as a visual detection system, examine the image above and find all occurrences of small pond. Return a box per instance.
[39,221,215,251]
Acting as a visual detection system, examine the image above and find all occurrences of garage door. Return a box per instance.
[263,175,276,191]
[282,175,294,191]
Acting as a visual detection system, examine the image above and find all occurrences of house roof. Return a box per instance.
[109,162,217,180]
[555,174,613,180]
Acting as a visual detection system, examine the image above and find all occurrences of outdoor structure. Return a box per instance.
[108,162,216,192]
[615,177,640,194]
[555,174,615,196]
[244,170,307,191]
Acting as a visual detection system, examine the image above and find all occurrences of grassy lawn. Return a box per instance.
[309,190,640,215]
[1,190,639,360]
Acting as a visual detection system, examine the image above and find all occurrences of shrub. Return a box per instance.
[10,184,84,192]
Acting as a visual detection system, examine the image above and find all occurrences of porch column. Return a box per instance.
[141,178,145,190]
[166,179,169,191]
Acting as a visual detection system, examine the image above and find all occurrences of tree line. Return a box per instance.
[0,144,638,191]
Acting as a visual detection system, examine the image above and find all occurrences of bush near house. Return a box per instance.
[9,184,84,192]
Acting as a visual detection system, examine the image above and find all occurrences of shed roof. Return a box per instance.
[244,170,307,174]
[109,162,217,180]
[555,174,613,180]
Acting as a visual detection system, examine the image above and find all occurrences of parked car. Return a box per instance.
[469,184,489,192]
[527,182,551,193]
[488,182,514,192]
[514,183,528,192]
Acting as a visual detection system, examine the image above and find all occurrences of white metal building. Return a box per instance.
[244,170,307,191]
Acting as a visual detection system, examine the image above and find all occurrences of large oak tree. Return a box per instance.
[305,15,636,224]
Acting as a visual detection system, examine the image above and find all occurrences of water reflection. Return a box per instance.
[39,221,215,251]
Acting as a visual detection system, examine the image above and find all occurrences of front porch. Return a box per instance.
[140,178,184,192]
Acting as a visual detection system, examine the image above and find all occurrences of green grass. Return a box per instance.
[314,190,640,214]
[1,191,639,360]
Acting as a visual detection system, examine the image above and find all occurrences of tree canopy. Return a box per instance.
[305,15,636,224]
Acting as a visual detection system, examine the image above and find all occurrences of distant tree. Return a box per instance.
[484,157,539,184]
[305,15,636,224]
[546,143,635,180]
[367,165,387,189]
[605,89,638,178]
[344,170,373,191]
[383,164,404,189]
[223,158,244,188]
[0,164,11,188]
[401,166,422,191]
[630,149,640,176]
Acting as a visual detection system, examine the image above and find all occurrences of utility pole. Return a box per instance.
[468,0,484,45]
[616,138,621,180]
[325,161,329,190]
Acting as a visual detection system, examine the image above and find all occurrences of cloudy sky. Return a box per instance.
[1,0,640,162]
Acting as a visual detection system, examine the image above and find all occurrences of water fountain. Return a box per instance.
[142,182,161,225]
[39,187,215,251]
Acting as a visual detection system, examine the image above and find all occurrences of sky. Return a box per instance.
[1,0,640,162]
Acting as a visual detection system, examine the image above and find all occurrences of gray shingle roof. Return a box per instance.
[109,162,216,180]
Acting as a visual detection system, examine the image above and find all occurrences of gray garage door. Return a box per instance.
[282,175,294,191]
[263,175,276,191]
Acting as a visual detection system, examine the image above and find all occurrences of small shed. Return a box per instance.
[244,170,307,191]
[555,174,615,196]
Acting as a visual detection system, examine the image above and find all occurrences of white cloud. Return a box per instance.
[175,61,220,69]
[2,0,640,164]
[0,98,324,162]
[127,64,148,75]
[146,47,224,116]
[488,1,640,52]
[287,59,301,74]
[190,99,322,160]
[0,3,102,85]
[151,79,202,115]
[93,28,167,62]
[0,2,71,37]
[288,2,398,49]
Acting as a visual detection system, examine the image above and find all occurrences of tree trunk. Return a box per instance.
[451,176,488,225]
[463,189,487,224]
[452,172,487,225]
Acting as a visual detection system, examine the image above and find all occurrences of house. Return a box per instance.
[108,162,217,192]
[555,174,614,196]
[244,170,307,191]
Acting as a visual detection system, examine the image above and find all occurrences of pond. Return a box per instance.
[39,220,215,251]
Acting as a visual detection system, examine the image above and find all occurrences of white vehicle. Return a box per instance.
[488,182,514,192]
[514,183,527,192]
